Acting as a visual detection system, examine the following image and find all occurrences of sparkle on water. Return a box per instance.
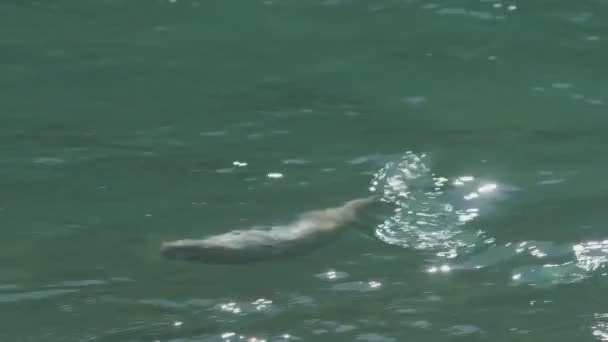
[369,152,608,291]
[267,172,284,179]
[369,151,498,260]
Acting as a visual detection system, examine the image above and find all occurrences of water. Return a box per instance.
[1,0,607,340]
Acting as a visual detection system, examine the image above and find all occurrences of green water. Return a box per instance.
[2,0,608,341]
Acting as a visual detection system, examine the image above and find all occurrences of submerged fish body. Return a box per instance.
[160,196,376,264]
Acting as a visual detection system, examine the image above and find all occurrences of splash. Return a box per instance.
[370,152,608,288]
[369,152,497,260]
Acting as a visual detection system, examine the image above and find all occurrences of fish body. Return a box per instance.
[160,196,375,264]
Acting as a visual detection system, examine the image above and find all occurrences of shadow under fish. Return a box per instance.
[160,196,377,265]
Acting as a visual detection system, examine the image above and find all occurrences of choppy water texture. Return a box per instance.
[2,0,608,341]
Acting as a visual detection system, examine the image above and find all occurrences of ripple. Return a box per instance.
[348,154,388,165]
[0,284,18,291]
[570,12,593,23]
[435,7,500,21]
[216,167,234,174]
[215,332,279,341]
[593,313,608,341]
[537,178,565,185]
[138,297,215,310]
[33,157,66,165]
[356,333,396,342]
[536,170,570,185]
[215,298,278,315]
[409,320,432,329]
[362,253,398,261]
[426,264,452,274]
[517,241,572,258]
[0,289,78,303]
[312,329,329,335]
[185,298,216,307]
[58,304,74,313]
[501,240,608,286]
[330,280,383,292]
[457,239,576,277]
[233,161,248,167]
[573,240,608,272]
[287,294,317,307]
[444,324,483,336]
[310,320,359,335]
[532,81,605,106]
[44,279,108,288]
[199,130,226,137]
[552,82,573,89]
[138,298,188,309]
[369,152,500,260]
[267,172,284,179]
[401,96,427,106]
[421,3,439,10]
[510,262,585,287]
[315,269,349,281]
[335,325,357,333]
[282,159,311,165]
[425,294,442,302]
[321,0,343,5]
[586,99,604,106]
[234,121,261,128]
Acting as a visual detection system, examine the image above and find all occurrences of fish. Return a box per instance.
[160,196,377,264]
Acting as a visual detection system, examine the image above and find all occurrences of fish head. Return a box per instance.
[337,195,378,222]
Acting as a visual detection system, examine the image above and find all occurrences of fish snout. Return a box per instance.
[345,196,377,211]
[336,196,378,223]
[160,241,180,259]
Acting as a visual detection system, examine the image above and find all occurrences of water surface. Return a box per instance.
[1,0,608,341]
